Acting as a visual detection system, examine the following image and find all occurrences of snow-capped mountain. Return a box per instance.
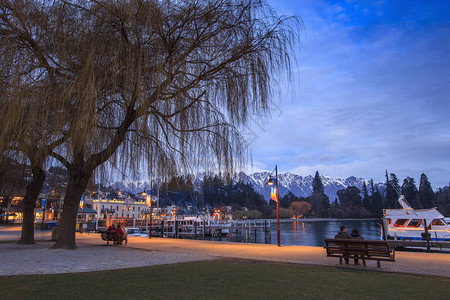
[236,172,370,201]
[111,180,152,195]
[110,172,377,201]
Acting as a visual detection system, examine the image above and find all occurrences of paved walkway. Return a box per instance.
[77,233,450,277]
[1,228,449,277]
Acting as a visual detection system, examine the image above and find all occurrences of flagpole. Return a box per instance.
[81,195,84,221]
[275,165,280,247]
[266,165,280,247]
[96,183,100,231]
[149,181,153,239]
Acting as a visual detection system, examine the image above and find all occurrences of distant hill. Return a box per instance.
[111,172,385,202]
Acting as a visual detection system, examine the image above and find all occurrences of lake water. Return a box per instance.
[253,219,381,247]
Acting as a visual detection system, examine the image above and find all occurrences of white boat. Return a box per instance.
[382,195,450,241]
[125,227,148,237]
[162,216,231,236]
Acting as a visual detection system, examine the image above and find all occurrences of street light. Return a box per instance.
[266,165,280,247]
[145,182,153,239]
[41,198,46,230]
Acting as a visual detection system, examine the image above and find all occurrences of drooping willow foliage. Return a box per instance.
[0,0,301,248]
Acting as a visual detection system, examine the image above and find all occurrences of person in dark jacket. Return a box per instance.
[350,228,366,266]
[335,225,351,239]
[351,228,362,239]
[334,226,351,264]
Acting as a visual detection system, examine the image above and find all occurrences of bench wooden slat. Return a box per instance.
[324,238,395,268]
[100,231,121,245]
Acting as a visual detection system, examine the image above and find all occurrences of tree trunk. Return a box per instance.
[51,168,91,250]
[17,167,45,244]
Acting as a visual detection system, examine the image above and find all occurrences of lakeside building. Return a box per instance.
[92,197,150,220]
[0,196,23,223]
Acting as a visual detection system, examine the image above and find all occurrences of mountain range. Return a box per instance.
[111,172,384,202]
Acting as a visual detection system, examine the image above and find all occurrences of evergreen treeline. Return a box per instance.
[198,171,450,219]
[201,174,266,215]
[329,172,449,219]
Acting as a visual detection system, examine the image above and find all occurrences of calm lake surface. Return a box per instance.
[251,219,381,247]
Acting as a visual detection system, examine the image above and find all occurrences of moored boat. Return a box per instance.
[382,195,450,241]
[125,227,148,237]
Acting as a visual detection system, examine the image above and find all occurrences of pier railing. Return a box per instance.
[98,218,272,243]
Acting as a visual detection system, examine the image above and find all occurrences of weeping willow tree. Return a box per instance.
[1,0,300,249]
[0,1,72,243]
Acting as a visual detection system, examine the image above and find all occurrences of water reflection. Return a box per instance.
[262,220,380,247]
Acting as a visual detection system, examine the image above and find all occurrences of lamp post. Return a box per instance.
[41,198,46,230]
[145,182,153,239]
[266,165,280,247]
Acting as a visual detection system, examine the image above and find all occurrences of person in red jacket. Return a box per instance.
[116,224,127,245]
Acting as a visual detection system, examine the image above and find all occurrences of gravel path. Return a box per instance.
[0,242,214,276]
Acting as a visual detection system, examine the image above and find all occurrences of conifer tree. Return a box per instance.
[279,191,299,209]
[312,171,325,194]
[435,184,450,216]
[361,181,372,212]
[337,186,361,207]
[310,171,329,217]
[385,171,400,209]
[401,177,421,208]
[369,179,384,217]
[419,173,436,208]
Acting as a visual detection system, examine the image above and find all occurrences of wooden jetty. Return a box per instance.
[387,239,450,252]
[149,217,272,243]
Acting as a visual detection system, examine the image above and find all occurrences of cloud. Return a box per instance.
[248,0,450,188]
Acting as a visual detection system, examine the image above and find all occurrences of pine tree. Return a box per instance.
[435,184,450,216]
[310,171,329,217]
[279,191,299,208]
[401,177,421,208]
[202,175,214,205]
[337,186,361,207]
[369,179,384,217]
[419,173,436,208]
[167,176,180,193]
[361,181,371,212]
[385,171,400,209]
[312,171,325,194]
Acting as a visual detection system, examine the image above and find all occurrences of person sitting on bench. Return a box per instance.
[335,225,351,264]
[116,224,127,246]
[350,228,366,266]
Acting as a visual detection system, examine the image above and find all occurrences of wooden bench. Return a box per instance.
[100,231,121,245]
[324,238,395,268]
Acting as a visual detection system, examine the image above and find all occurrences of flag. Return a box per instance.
[146,189,152,207]
[80,195,84,209]
[270,178,278,202]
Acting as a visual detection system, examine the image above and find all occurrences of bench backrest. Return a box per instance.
[101,231,119,240]
[324,238,392,258]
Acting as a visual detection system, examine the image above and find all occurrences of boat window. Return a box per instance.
[407,219,422,227]
[431,219,445,226]
[393,219,408,227]
[386,218,392,225]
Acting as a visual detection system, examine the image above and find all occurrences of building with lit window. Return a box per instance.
[93,197,149,220]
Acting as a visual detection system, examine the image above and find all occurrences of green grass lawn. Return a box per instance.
[0,259,448,299]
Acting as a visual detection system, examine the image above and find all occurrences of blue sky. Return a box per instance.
[244,0,450,188]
